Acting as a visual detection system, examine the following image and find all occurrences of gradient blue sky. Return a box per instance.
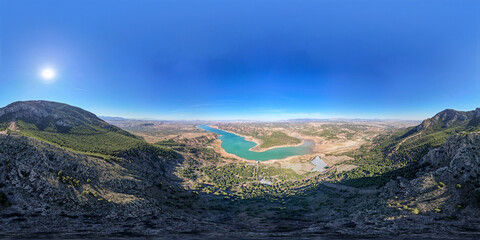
[1,0,479,120]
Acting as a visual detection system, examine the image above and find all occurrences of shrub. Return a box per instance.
[410,208,420,215]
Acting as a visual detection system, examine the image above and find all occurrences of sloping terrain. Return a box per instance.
[338,108,480,187]
[0,101,176,160]
[378,132,480,235]
[0,101,229,237]
[388,108,480,163]
[0,133,237,237]
[1,101,480,238]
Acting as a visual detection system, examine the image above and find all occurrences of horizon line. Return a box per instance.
[99,115,423,122]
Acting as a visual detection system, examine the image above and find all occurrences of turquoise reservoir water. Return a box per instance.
[198,125,314,161]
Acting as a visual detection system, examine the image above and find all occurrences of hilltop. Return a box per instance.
[0,101,129,134]
[335,108,480,187]
[413,108,480,133]
[0,101,176,160]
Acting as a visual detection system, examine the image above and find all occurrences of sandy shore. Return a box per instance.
[209,132,322,174]
[210,125,306,152]
[211,138,250,162]
[210,134,358,174]
[207,125,361,174]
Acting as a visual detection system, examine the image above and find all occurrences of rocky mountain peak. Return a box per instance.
[413,108,479,132]
[432,109,468,122]
[0,100,114,132]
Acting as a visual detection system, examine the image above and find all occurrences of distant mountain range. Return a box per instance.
[285,118,421,123]
[99,116,130,121]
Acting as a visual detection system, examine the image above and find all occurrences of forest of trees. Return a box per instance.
[16,120,177,161]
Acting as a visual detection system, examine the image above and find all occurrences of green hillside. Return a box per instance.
[0,101,177,160]
[337,108,480,187]
[256,131,301,149]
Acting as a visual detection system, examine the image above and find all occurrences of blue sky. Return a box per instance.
[0,0,479,120]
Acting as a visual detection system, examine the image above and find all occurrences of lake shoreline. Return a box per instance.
[209,125,306,152]
[199,124,316,162]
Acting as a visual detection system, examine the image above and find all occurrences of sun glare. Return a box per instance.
[40,68,56,83]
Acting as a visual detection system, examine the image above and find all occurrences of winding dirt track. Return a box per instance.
[0,122,18,135]
[388,131,422,156]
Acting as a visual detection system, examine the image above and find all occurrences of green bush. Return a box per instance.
[410,208,420,215]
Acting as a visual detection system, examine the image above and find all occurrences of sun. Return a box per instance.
[40,68,56,83]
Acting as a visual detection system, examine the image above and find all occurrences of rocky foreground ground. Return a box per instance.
[1,131,480,239]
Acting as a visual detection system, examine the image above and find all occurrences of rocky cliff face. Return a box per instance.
[413,108,480,132]
[419,132,480,182]
[0,101,182,226]
[0,134,213,237]
[381,132,480,225]
[0,100,128,134]
[1,101,93,125]
[0,134,163,215]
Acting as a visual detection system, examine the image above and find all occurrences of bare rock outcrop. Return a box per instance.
[382,132,480,224]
